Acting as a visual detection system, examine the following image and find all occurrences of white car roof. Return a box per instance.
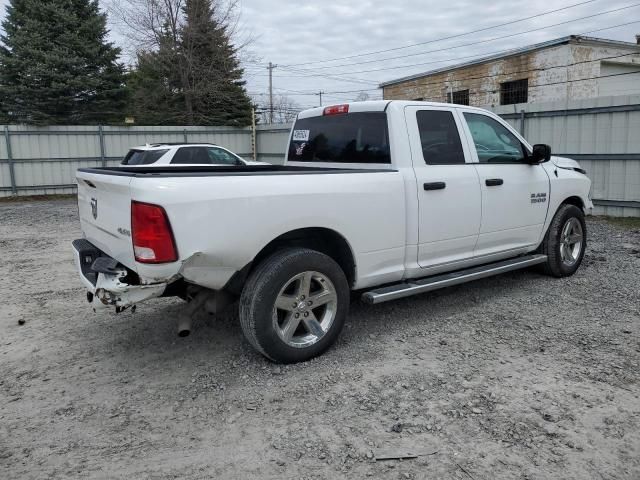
[130,143,223,151]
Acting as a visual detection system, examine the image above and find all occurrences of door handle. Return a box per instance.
[424,182,446,191]
[485,178,504,186]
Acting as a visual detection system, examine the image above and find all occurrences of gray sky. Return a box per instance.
[1,0,639,110]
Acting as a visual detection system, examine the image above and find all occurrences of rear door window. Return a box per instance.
[171,147,211,164]
[416,110,466,164]
[288,112,390,164]
[122,149,168,165]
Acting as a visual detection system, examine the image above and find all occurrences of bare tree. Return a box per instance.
[254,94,302,124]
[109,0,247,54]
[109,0,183,54]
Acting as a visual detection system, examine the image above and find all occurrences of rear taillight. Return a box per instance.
[323,104,349,116]
[131,201,178,264]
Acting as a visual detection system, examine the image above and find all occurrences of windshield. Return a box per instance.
[122,149,169,165]
[288,112,390,164]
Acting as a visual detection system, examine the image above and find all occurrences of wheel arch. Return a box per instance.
[538,195,587,252]
[559,195,586,212]
[224,227,357,294]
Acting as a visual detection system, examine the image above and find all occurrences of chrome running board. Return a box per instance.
[361,254,547,305]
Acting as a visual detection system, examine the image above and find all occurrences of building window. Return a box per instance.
[446,89,470,105]
[500,79,528,105]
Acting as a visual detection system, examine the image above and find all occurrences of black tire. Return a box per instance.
[538,204,587,277]
[239,248,349,363]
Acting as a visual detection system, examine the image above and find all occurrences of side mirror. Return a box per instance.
[530,144,551,163]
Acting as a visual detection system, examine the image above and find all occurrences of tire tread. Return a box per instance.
[539,204,586,277]
[239,247,348,363]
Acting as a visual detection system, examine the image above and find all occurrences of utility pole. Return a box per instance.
[316,90,325,106]
[267,62,277,124]
[251,106,257,161]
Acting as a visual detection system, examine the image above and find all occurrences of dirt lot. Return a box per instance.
[1,198,639,480]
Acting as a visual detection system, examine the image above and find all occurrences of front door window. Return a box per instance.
[464,113,528,164]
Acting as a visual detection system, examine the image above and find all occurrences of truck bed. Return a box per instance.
[75,163,407,291]
[77,165,395,177]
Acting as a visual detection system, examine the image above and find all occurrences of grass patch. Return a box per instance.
[0,194,77,203]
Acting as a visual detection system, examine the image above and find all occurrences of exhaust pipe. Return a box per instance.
[177,315,192,337]
[177,290,211,337]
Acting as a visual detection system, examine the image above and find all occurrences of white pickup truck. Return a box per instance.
[73,101,592,363]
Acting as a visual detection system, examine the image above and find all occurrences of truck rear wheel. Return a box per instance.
[239,248,349,363]
[539,203,586,277]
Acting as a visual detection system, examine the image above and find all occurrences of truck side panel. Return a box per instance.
[128,171,407,290]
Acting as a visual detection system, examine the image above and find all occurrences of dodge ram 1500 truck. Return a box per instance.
[72,101,592,363]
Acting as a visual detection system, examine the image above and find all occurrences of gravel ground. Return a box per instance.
[1,198,639,480]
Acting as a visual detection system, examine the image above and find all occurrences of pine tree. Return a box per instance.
[129,0,252,126]
[179,0,252,126]
[0,0,127,124]
[128,28,185,125]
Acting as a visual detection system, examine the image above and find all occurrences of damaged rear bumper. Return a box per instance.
[72,239,166,309]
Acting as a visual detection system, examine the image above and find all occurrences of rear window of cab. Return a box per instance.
[288,112,391,164]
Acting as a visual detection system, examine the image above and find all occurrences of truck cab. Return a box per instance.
[286,101,591,278]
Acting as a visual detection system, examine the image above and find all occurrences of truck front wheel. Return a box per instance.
[539,203,587,277]
[239,248,349,363]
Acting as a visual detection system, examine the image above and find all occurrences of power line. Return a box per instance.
[308,88,380,94]
[249,88,382,101]
[258,61,640,108]
[390,69,640,100]
[289,19,640,79]
[284,4,640,73]
[272,88,317,95]
[276,65,380,85]
[279,87,379,95]
[244,16,639,97]
[282,0,600,67]
[246,70,380,85]
[272,20,640,87]
[375,51,640,94]
[271,87,380,96]
[248,63,380,84]
[250,70,640,124]
[278,69,640,113]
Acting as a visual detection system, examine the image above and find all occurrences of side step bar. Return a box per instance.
[361,254,547,305]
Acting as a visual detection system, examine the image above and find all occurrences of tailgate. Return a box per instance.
[76,170,137,271]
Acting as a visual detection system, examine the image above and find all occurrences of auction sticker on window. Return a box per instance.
[292,130,310,142]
